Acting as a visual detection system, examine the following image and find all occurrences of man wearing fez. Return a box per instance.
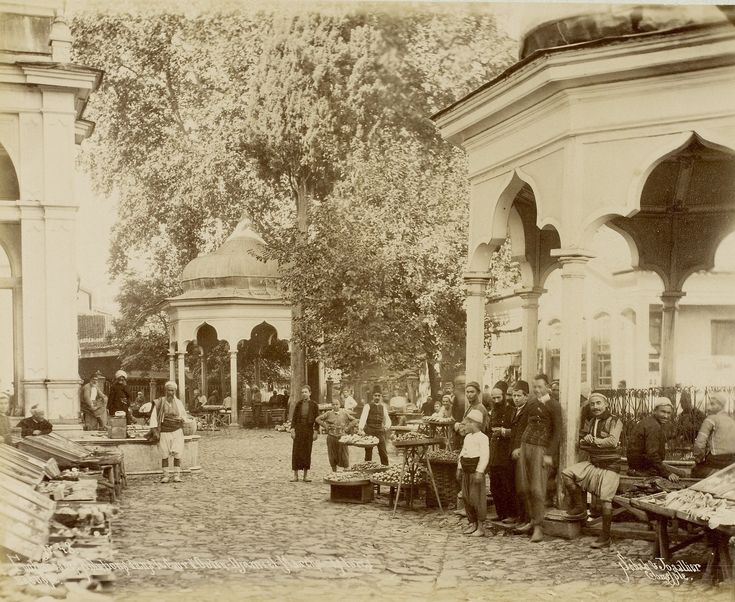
[562,392,623,549]
[18,404,53,437]
[358,385,392,465]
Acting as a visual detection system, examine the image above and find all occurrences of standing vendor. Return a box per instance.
[316,398,358,472]
[692,392,735,478]
[358,385,391,466]
[81,372,108,431]
[150,381,187,483]
[18,405,53,437]
[627,397,688,481]
[290,385,319,482]
[562,392,623,549]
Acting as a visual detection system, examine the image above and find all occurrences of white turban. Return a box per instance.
[710,392,726,410]
[115,370,127,380]
[164,381,178,390]
[653,397,673,410]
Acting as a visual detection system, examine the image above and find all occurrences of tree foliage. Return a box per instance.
[71,7,517,384]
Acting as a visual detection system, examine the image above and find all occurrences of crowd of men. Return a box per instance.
[284,373,735,547]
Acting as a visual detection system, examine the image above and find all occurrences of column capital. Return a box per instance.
[229,349,239,357]
[515,286,546,301]
[176,350,187,358]
[463,271,491,296]
[661,291,686,309]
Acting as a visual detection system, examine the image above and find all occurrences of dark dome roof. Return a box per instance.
[180,220,280,292]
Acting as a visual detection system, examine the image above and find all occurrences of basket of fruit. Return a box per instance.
[339,434,379,447]
[349,461,389,474]
[370,465,427,487]
[425,449,460,508]
[423,416,455,425]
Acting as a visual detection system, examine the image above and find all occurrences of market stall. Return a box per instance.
[0,444,119,597]
[631,463,735,584]
[391,434,445,515]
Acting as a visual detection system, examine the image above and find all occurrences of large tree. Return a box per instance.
[71,7,516,389]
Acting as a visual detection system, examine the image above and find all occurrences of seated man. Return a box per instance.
[692,392,735,478]
[562,392,623,549]
[626,397,687,480]
[18,405,53,437]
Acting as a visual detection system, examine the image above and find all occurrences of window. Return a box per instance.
[712,320,735,356]
[546,320,561,381]
[649,307,662,373]
[593,313,612,388]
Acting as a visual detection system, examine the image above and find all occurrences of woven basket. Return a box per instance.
[425,460,460,508]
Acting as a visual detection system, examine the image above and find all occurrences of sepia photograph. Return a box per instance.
[0,0,734,600]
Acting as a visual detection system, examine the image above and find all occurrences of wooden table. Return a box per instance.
[392,437,445,516]
[631,497,735,584]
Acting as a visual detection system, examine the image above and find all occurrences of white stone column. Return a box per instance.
[229,350,238,425]
[517,287,544,382]
[199,346,207,394]
[464,273,491,389]
[168,352,176,383]
[660,291,685,388]
[177,351,187,404]
[553,251,593,498]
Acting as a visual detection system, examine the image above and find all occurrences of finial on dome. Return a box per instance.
[50,7,73,63]
[226,216,265,244]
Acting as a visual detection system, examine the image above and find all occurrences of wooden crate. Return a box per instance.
[328,481,374,504]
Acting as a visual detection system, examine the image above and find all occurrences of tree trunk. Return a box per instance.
[288,180,309,421]
[426,355,441,402]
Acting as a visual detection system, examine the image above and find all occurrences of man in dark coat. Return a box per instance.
[290,385,319,482]
[18,405,53,437]
[107,370,133,424]
[488,385,517,522]
[508,380,531,525]
[627,397,687,481]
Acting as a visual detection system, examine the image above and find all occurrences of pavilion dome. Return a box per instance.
[180,219,281,295]
[517,4,726,60]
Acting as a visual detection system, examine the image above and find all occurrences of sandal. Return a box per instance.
[303,478,312,483]
[290,477,300,482]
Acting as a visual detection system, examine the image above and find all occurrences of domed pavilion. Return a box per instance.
[433,5,735,489]
[164,219,292,422]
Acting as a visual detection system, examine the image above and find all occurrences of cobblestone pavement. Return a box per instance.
[111,429,731,602]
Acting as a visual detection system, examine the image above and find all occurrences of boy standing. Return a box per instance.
[316,398,358,472]
[456,409,490,537]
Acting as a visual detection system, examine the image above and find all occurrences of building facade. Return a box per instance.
[0,2,100,419]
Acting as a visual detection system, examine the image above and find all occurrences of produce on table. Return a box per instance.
[324,471,371,483]
[274,421,292,432]
[648,488,735,526]
[349,461,386,472]
[370,465,427,485]
[691,464,735,501]
[423,416,454,425]
[393,431,427,442]
[339,434,379,445]
[427,449,459,463]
